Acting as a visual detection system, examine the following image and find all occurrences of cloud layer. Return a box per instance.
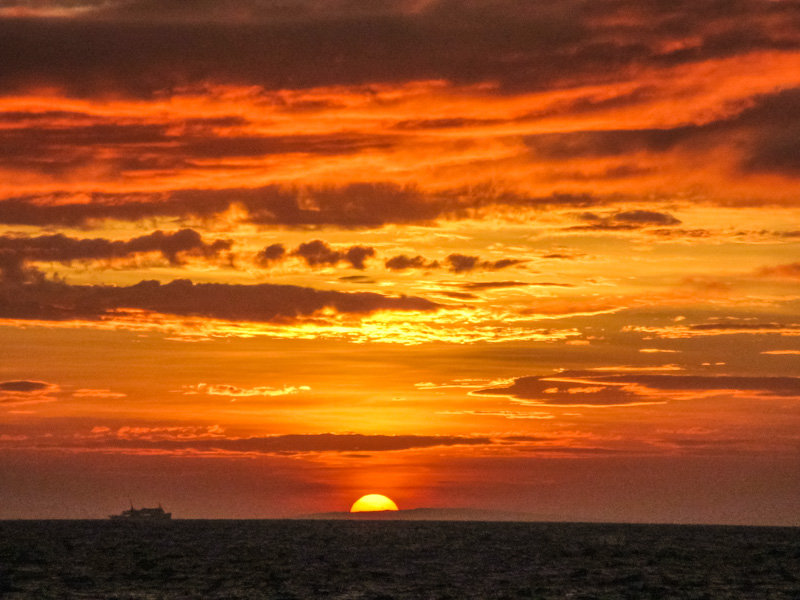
[477,371,800,406]
[2,1,798,95]
[0,0,797,234]
[9,430,493,455]
[0,278,439,322]
[0,229,231,282]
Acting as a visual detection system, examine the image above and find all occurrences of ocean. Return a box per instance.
[0,520,797,599]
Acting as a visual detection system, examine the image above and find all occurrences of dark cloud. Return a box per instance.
[613,210,682,226]
[255,243,286,266]
[1,0,441,22]
[458,281,574,290]
[291,240,375,270]
[0,109,103,123]
[0,229,232,285]
[0,379,59,405]
[477,371,800,406]
[541,252,579,259]
[724,89,800,176]
[0,230,231,276]
[0,116,393,175]
[292,240,341,267]
[0,380,50,392]
[501,435,549,442]
[392,117,507,130]
[0,186,599,228]
[688,322,794,332]
[445,255,477,273]
[0,250,43,284]
[0,122,163,174]
[446,254,524,273]
[1,1,797,98]
[742,126,800,175]
[477,372,649,406]
[532,282,575,287]
[179,133,394,160]
[571,210,681,231]
[0,277,439,322]
[188,432,491,453]
[55,432,492,455]
[439,291,478,300]
[524,88,800,179]
[0,14,571,97]
[524,127,695,159]
[488,259,523,270]
[384,253,526,273]
[460,281,533,290]
[0,4,796,194]
[384,254,440,271]
[650,228,712,239]
[338,275,375,283]
[344,246,376,270]
[203,184,456,228]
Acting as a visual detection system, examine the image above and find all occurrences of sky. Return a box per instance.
[1,0,799,524]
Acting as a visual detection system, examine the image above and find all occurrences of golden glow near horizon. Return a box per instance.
[0,0,799,525]
[350,494,400,513]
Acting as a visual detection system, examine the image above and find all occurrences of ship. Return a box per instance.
[109,503,172,521]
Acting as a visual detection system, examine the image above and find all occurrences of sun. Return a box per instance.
[350,494,399,513]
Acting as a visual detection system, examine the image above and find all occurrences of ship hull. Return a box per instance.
[109,514,172,521]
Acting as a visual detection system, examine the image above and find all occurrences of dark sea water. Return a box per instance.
[0,520,798,599]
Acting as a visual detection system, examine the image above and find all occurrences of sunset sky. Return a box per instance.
[1,0,799,524]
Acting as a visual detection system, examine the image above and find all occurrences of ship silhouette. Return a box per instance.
[110,503,172,521]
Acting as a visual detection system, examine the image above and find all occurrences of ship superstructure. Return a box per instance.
[110,504,172,521]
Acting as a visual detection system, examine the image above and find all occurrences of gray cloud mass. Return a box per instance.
[0,278,440,323]
[477,371,800,406]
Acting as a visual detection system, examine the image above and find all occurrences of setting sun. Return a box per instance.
[350,494,399,513]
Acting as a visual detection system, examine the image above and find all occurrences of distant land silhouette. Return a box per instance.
[297,507,560,521]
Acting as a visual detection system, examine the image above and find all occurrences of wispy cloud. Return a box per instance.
[72,388,127,399]
[182,383,311,397]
